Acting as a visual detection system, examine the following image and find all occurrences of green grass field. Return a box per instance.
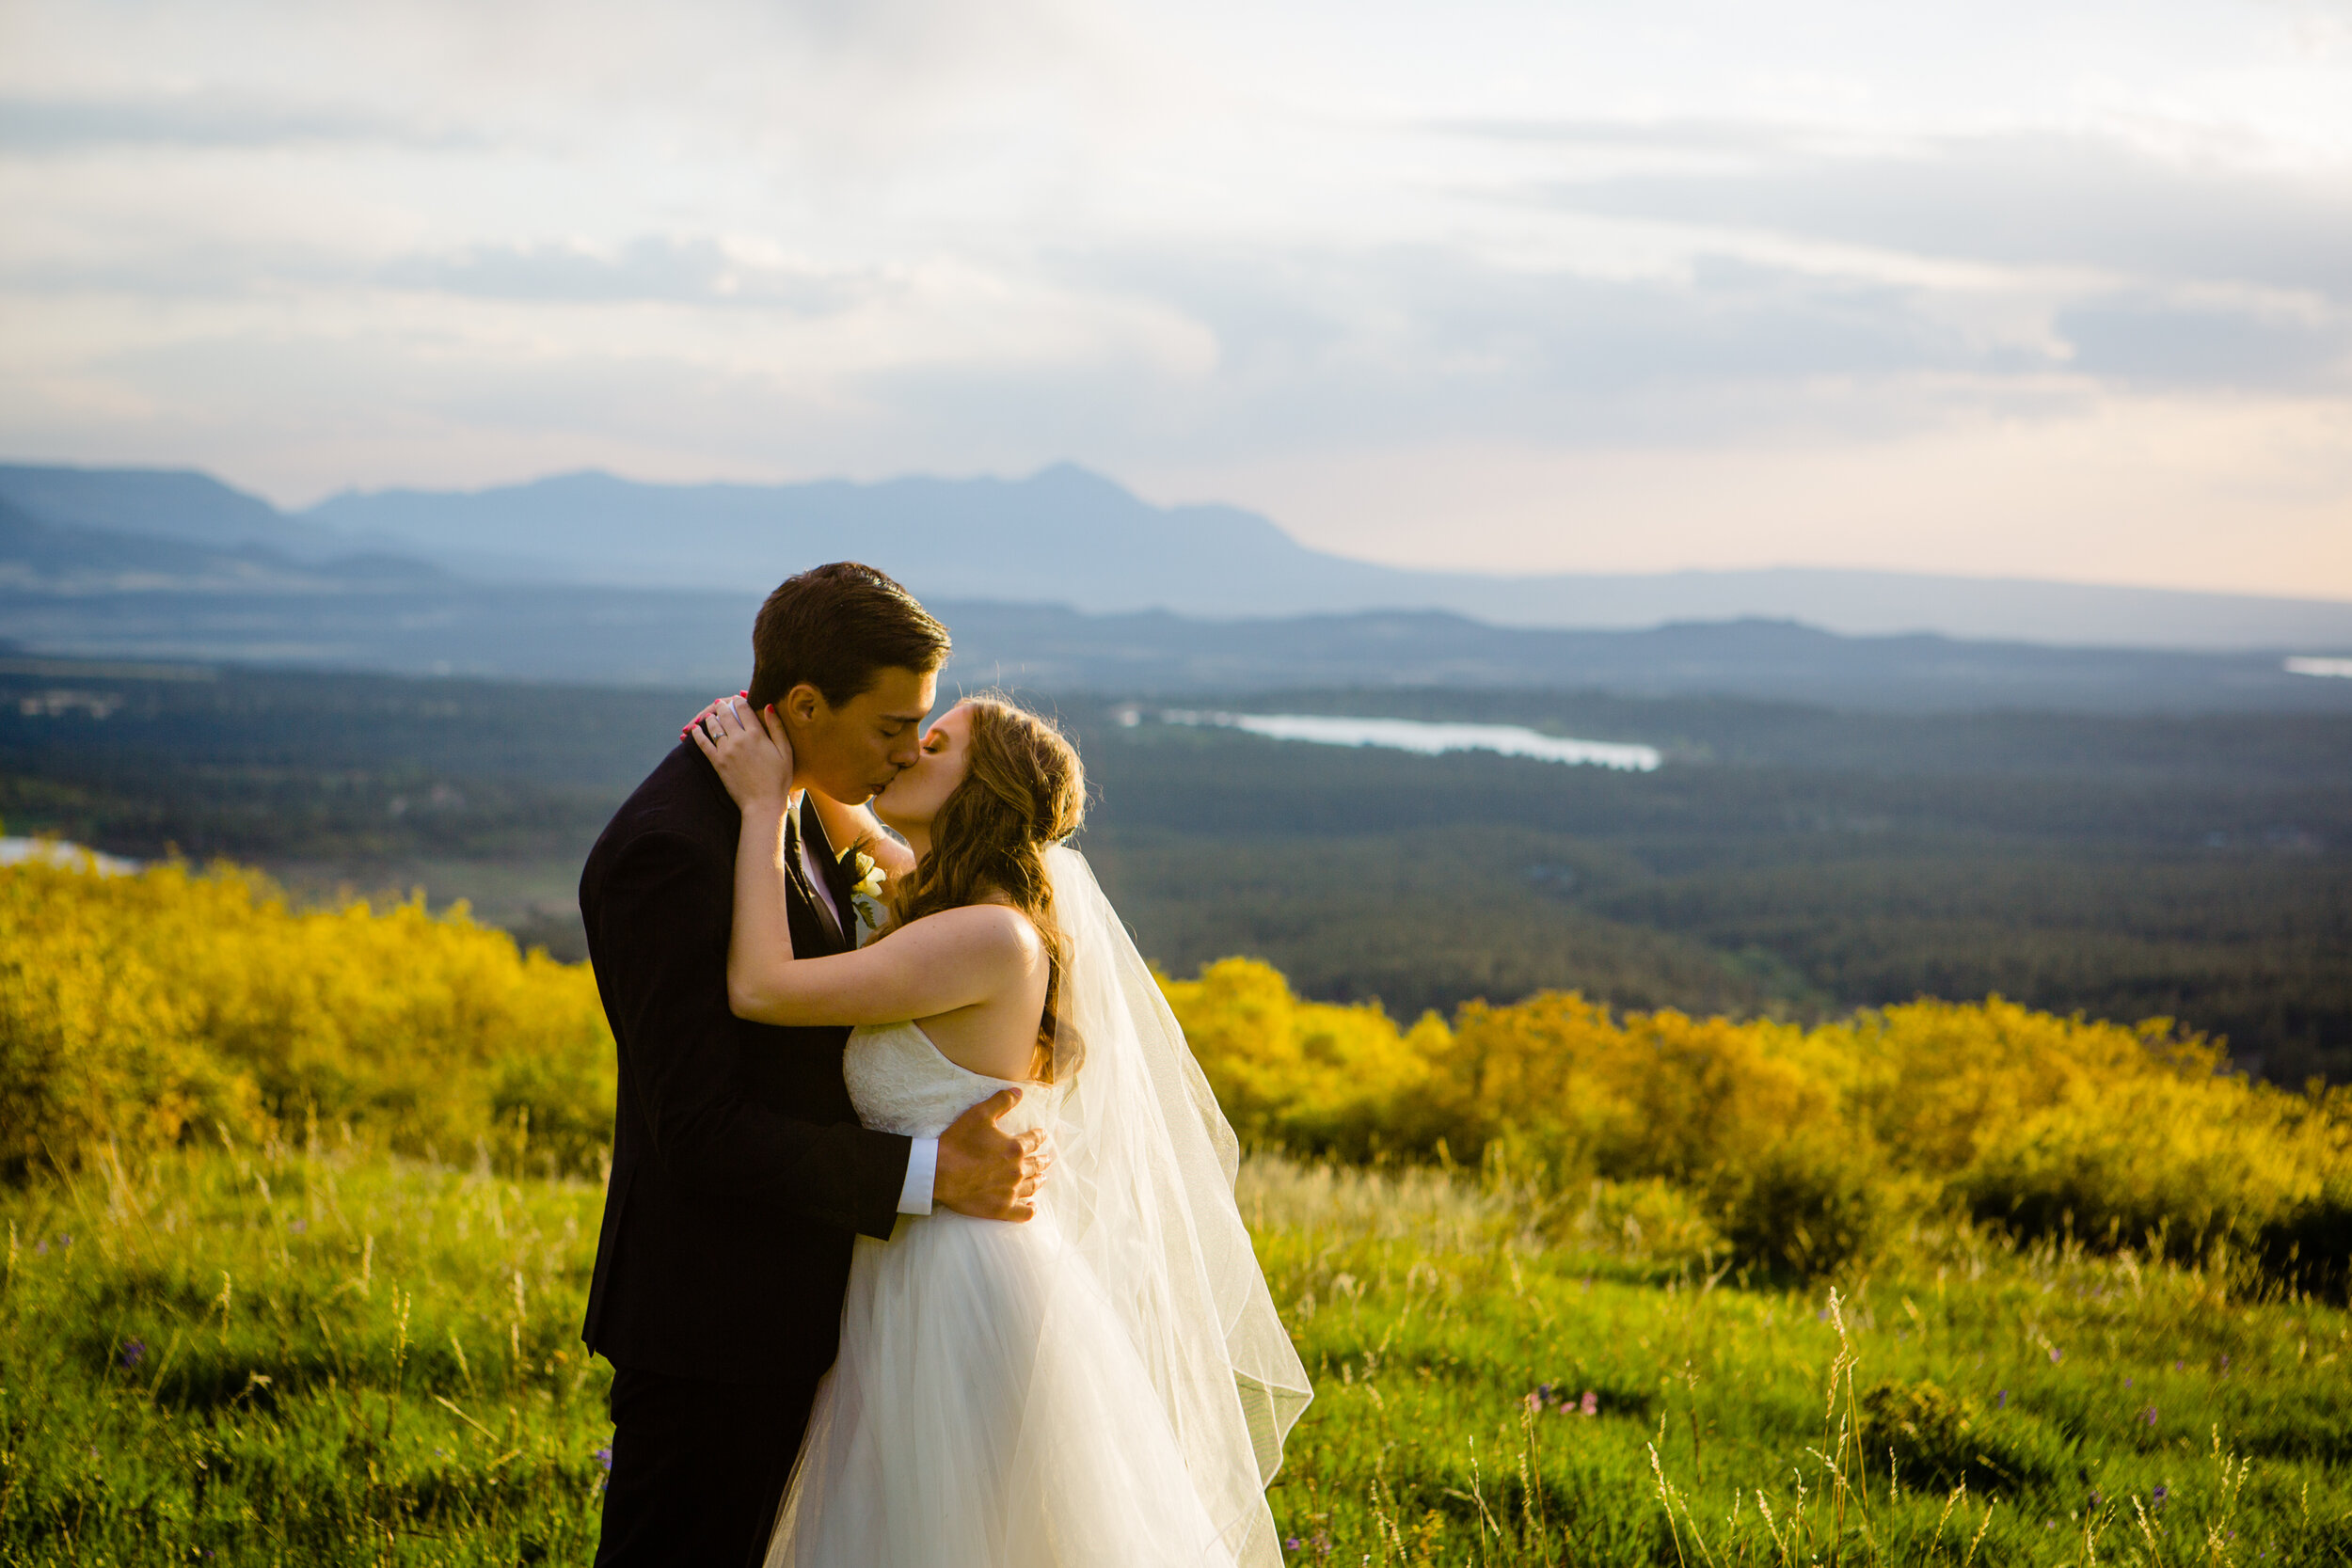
[4,1138,2346,1566]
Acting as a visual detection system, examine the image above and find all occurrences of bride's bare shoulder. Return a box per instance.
[894,902,1043,967]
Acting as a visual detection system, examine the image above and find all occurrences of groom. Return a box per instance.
[580,562,1049,1567]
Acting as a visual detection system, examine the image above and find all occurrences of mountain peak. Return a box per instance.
[0,460,342,561]
[1024,461,1133,498]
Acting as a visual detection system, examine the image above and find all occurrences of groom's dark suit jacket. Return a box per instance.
[579,743,914,1386]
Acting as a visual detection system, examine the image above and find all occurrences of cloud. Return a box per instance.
[1426,117,1798,156]
[0,93,479,153]
[1511,126,2352,302]
[2057,293,2352,388]
[378,238,870,310]
[1049,243,2053,458]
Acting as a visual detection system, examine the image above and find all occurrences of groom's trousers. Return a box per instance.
[593,1362,820,1568]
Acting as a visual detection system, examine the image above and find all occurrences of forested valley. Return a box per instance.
[4,657,2344,1084]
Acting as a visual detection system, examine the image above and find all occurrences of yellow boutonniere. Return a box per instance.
[843,847,889,931]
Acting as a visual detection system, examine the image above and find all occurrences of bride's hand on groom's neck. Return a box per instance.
[686,693,796,810]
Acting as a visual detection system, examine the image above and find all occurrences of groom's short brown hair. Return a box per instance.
[747,562,951,711]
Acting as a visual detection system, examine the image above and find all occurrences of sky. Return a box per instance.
[2,0,2350,598]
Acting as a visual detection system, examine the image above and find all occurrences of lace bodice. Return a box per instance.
[844,1020,1059,1140]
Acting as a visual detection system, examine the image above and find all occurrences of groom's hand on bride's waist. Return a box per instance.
[934,1088,1052,1222]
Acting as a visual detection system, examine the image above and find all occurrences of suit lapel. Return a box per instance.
[784,800,848,956]
[805,800,861,925]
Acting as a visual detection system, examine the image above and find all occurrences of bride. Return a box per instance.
[687,691,1311,1567]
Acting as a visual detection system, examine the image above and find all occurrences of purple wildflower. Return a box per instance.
[595,1446,613,1471]
[1284,1539,1302,1553]
[1996,1389,2008,1408]
[2049,1346,2062,1363]
[2152,1485,2169,1507]
[2142,1406,2158,1427]
[118,1338,146,1370]
[1581,1389,1599,1417]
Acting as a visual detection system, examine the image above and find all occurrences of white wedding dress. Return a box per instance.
[766,849,1310,1568]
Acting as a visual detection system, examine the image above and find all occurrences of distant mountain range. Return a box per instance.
[0,491,444,595]
[5,586,2348,715]
[3,459,2350,713]
[6,460,2349,652]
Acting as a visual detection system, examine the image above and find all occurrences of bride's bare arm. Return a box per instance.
[726,904,1037,1027]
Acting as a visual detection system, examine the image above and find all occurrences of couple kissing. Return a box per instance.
[579,562,1311,1567]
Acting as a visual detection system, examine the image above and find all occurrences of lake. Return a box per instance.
[1149,710,1662,771]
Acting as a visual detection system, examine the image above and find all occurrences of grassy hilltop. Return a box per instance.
[5,1142,2348,1565]
[4,856,2351,1563]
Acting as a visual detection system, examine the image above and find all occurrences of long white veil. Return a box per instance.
[1037,846,1312,1566]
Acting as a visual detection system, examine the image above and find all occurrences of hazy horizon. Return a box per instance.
[13,446,2352,625]
[279,458,2352,610]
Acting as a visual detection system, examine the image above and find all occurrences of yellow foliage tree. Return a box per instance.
[1157,958,1443,1159]
[1,859,612,1174]
[8,856,2346,1290]
[1162,963,2352,1286]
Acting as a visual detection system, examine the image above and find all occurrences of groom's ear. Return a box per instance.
[779,683,828,727]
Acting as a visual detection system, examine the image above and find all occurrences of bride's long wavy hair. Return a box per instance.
[885,695,1087,1080]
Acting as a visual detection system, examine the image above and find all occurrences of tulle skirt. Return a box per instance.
[766,1209,1243,1568]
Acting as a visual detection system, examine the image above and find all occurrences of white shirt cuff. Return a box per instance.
[897,1137,937,1215]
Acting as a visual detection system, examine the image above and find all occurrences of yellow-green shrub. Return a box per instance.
[1436,998,1884,1275]
[0,859,613,1175]
[0,858,262,1178]
[1161,963,2352,1287]
[1825,998,2352,1288]
[10,854,2347,1292]
[1158,958,1446,1159]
